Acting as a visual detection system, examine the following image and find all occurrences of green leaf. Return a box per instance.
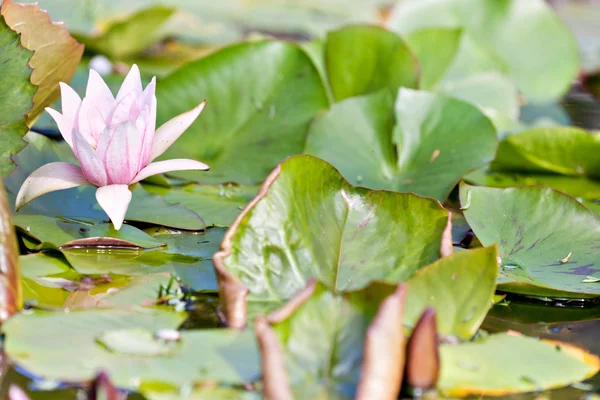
[405,28,462,90]
[74,6,175,59]
[145,183,259,227]
[98,273,174,308]
[387,0,579,102]
[460,183,600,297]
[155,40,329,185]
[324,25,418,101]
[405,246,498,340]
[97,328,178,356]
[142,386,260,400]
[490,127,600,179]
[216,155,450,315]
[0,14,35,177]
[5,132,205,230]
[304,89,497,201]
[3,308,260,390]
[439,333,600,397]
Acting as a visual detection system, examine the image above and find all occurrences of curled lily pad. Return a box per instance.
[3,308,260,390]
[1,0,83,124]
[155,40,329,185]
[0,178,21,320]
[304,89,497,201]
[460,183,600,297]
[213,155,451,327]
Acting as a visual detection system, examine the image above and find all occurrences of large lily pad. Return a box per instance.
[405,246,498,340]
[304,89,497,201]
[155,40,329,185]
[1,0,83,124]
[460,183,600,297]
[324,25,418,102]
[214,155,451,325]
[0,14,35,177]
[386,0,579,102]
[439,332,600,397]
[5,132,205,231]
[3,308,260,390]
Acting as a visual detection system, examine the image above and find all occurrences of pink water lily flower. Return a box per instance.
[16,65,209,230]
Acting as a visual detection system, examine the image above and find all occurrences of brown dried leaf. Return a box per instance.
[0,179,22,321]
[255,317,294,400]
[405,308,440,392]
[1,0,84,125]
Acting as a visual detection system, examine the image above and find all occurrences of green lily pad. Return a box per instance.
[155,40,329,185]
[324,25,418,102]
[405,246,499,340]
[215,155,451,319]
[3,308,260,390]
[0,14,35,177]
[144,183,259,227]
[97,273,174,308]
[97,328,179,356]
[142,386,260,400]
[387,0,579,103]
[5,132,205,231]
[404,28,462,90]
[439,333,600,397]
[74,6,175,59]
[460,183,600,297]
[304,89,497,201]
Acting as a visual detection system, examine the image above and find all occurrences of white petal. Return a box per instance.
[73,130,108,187]
[110,90,139,126]
[116,64,142,102]
[131,159,210,183]
[95,184,132,231]
[45,107,74,147]
[102,122,144,184]
[59,82,82,123]
[15,162,89,210]
[149,100,206,162]
[86,69,115,120]
[77,98,106,146]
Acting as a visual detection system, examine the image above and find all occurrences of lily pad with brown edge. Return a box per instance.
[255,280,409,400]
[3,308,261,390]
[404,246,499,340]
[155,40,329,185]
[304,89,497,201]
[0,13,36,177]
[5,132,206,232]
[438,332,600,397]
[213,155,452,328]
[460,182,600,298]
[323,25,419,102]
[1,0,83,125]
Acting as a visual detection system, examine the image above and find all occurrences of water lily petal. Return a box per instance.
[103,121,144,184]
[131,158,210,183]
[116,64,142,102]
[86,69,115,120]
[59,82,82,123]
[110,90,139,126]
[15,162,89,210]
[142,76,156,109]
[77,98,106,146]
[95,184,132,230]
[138,77,157,168]
[45,108,74,147]
[149,100,206,162]
[73,130,107,187]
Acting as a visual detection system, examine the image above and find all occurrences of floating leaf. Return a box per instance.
[387,0,579,102]
[155,41,329,185]
[74,6,175,59]
[324,25,418,102]
[0,15,35,177]
[460,183,600,297]
[439,332,600,397]
[304,89,497,201]
[214,155,451,326]
[97,328,178,356]
[1,0,83,124]
[3,308,260,390]
[404,246,498,340]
